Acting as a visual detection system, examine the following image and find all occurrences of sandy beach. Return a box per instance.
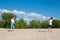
[0,28,60,40]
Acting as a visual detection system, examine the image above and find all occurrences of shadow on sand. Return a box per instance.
[38,30,48,32]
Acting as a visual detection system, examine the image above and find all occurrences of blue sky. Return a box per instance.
[0,0,60,21]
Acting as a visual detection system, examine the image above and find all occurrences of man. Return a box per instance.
[10,17,15,32]
[48,17,53,32]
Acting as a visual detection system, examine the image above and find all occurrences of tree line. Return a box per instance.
[0,12,60,28]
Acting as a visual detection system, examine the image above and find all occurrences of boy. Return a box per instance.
[48,17,53,32]
[10,17,15,32]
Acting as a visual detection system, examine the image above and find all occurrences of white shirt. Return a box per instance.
[11,18,15,24]
[48,19,52,25]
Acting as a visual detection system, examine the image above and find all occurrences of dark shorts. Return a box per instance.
[48,25,52,28]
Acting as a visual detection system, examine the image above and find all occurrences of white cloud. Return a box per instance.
[0,8,49,22]
[1,9,11,12]
[23,18,30,21]
[12,10,26,15]
[0,9,1,11]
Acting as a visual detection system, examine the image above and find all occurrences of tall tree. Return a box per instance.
[29,20,41,28]
[41,20,48,28]
[15,19,27,28]
[2,12,16,20]
[53,19,60,28]
[1,12,16,28]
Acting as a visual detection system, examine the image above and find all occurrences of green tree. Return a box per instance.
[0,20,5,28]
[41,20,48,28]
[53,19,60,28]
[15,19,27,29]
[29,20,41,28]
[1,12,16,28]
[2,12,16,20]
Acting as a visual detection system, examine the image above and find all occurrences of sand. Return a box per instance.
[0,28,60,40]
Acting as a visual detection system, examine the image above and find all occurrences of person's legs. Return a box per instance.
[12,27,14,31]
[48,25,52,32]
[12,24,15,31]
[48,25,50,31]
[48,28,50,31]
[50,25,52,32]
[10,27,12,31]
[10,23,14,31]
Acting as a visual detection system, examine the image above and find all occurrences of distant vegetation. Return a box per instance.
[0,12,60,28]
